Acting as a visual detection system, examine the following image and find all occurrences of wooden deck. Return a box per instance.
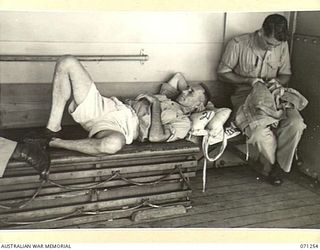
[67,165,320,229]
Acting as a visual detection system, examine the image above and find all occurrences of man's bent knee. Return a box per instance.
[289,117,306,132]
[98,132,126,154]
[56,55,79,70]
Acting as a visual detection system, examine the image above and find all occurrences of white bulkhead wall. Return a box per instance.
[0,11,289,85]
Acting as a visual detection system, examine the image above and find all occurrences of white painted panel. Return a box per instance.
[224,12,290,42]
[0,43,222,83]
[0,11,224,83]
[0,11,224,43]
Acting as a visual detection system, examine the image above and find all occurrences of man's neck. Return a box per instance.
[254,30,269,53]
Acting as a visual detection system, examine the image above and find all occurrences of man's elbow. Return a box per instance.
[217,72,227,82]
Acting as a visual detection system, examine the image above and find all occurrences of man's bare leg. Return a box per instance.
[47,55,93,132]
[49,130,126,155]
[43,56,128,155]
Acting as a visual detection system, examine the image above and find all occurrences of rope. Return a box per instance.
[47,171,119,190]
[0,199,165,226]
[115,167,181,186]
[202,158,207,193]
[0,180,46,210]
[176,165,192,190]
[201,132,227,192]
[48,166,186,190]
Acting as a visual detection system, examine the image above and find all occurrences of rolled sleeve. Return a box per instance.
[217,39,240,74]
[159,83,180,100]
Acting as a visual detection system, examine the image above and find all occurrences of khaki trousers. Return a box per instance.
[244,109,306,172]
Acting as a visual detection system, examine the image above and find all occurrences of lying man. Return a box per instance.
[27,55,209,157]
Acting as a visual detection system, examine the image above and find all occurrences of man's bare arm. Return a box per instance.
[144,95,171,142]
[217,72,262,87]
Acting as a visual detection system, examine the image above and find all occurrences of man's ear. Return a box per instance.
[258,29,263,36]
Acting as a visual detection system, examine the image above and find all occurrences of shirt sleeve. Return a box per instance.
[159,82,180,100]
[165,116,191,142]
[217,38,240,74]
[278,42,292,75]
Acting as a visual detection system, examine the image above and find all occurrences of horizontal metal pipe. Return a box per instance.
[0,54,149,62]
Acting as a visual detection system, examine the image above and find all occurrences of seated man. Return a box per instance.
[217,14,306,185]
[31,55,209,156]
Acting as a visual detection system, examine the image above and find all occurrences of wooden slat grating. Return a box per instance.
[72,166,320,229]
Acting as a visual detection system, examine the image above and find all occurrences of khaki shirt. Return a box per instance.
[217,31,291,80]
[129,83,191,142]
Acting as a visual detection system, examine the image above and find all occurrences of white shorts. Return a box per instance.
[68,83,139,144]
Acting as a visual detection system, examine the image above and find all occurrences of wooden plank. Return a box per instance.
[49,142,199,162]
[6,142,199,169]
[10,200,191,229]
[0,180,186,212]
[0,109,52,129]
[5,154,195,176]
[245,213,320,228]
[0,172,195,200]
[131,205,187,222]
[0,168,196,192]
[0,190,191,225]
[0,160,197,185]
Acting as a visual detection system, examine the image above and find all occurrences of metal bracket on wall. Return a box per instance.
[139,49,148,65]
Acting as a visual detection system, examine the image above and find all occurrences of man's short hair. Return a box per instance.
[199,82,210,106]
[262,14,289,42]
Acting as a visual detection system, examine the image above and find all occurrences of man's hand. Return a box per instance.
[246,78,264,87]
[266,79,282,91]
